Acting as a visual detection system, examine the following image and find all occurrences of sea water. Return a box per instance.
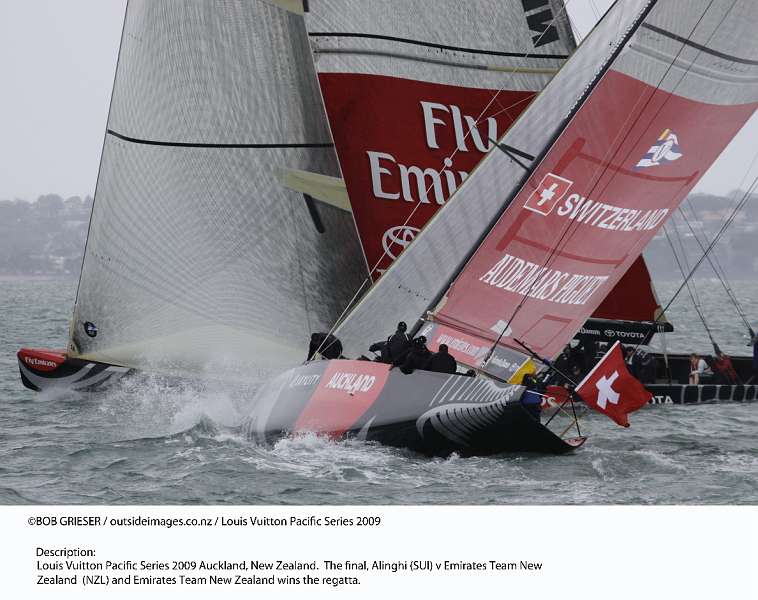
[1,278,757,504]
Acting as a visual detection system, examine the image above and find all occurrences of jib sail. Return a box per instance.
[70,0,367,373]
[335,0,758,379]
[305,0,575,277]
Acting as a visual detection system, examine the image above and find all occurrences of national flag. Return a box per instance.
[575,341,651,427]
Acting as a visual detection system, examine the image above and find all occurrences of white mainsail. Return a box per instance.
[70,0,367,374]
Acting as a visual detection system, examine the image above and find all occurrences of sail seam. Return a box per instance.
[641,23,758,66]
[308,32,569,60]
[106,130,333,149]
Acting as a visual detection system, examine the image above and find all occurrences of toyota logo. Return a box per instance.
[382,226,420,260]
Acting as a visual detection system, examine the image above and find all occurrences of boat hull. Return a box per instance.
[647,383,758,405]
[241,359,585,457]
[17,348,131,392]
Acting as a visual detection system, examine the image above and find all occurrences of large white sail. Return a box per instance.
[305,0,576,276]
[70,0,367,374]
[335,0,758,377]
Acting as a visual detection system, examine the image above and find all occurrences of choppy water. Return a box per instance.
[1,278,757,504]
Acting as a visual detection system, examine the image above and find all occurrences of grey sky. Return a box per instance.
[0,0,756,200]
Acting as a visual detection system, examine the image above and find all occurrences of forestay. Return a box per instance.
[70,0,367,374]
[305,0,576,277]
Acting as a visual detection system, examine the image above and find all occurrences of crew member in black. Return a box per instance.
[400,335,432,374]
[370,322,412,364]
[426,344,458,374]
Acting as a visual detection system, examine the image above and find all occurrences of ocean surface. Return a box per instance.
[1,278,757,505]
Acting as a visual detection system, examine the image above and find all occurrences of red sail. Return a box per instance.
[306,1,576,278]
[591,256,662,322]
[435,68,758,359]
[319,74,535,277]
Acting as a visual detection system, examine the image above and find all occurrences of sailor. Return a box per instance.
[688,352,712,385]
[371,322,412,364]
[308,332,342,361]
[426,344,458,374]
[712,345,739,384]
[519,374,542,421]
[635,348,656,384]
[399,335,431,374]
[751,332,758,384]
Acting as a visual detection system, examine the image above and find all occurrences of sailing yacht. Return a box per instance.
[18,0,758,455]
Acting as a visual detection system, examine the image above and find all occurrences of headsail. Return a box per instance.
[305,0,576,277]
[70,0,367,374]
[335,0,758,378]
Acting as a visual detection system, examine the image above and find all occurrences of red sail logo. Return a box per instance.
[319,73,535,277]
[523,173,573,216]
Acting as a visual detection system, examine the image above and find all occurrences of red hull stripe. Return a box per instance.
[293,361,391,438]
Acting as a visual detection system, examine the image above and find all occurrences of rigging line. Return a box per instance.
[309,1,578,355]
[485,0,714,356]
[662,224,714,342]
[641,173,758,352]
[679,199,753,331]
[669,210,701,309]
[491,0,726,350]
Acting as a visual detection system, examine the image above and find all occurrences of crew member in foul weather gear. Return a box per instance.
[308,332,343,360]
[712,346,739,384]
[751,332,758,383]
[520,374,542,421]
[400,336,432,374]
[426,344,458,374]
[371,322,412,364]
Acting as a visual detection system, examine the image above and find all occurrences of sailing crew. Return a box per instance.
[399,335,432,374]
[371,322,412,364]
[308,332,343,360]
[688,352,712,385]
[520,374,543,421]
[426,344,458,374]
[711,346,739,384]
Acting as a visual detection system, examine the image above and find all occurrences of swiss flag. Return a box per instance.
[522,173,573,216]
[575,341,651,427]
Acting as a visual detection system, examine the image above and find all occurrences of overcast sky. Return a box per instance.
[0,0,756,201]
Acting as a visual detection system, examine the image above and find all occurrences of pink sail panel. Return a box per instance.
[435,68,758,359]
[319,73,535,277]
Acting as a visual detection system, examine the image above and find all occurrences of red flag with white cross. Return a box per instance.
[575,341,651,427]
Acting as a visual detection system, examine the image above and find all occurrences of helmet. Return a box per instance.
[414,335,427,347]
[397,321,407,332]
